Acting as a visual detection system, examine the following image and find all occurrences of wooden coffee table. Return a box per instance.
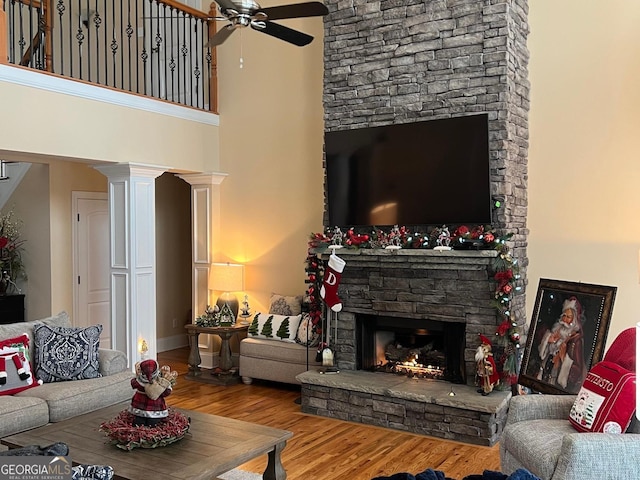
[1,403,293,480]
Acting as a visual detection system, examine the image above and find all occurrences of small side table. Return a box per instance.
[184,324,248,386]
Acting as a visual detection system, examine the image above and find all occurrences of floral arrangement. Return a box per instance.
[0,210,26,291]
[100,409,190,451]
[305,224,522,385]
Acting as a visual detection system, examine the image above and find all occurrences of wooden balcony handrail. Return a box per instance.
[1,0,219,112]
[159,0,214,20]
[14,0,43,7]
[20,32,42,67]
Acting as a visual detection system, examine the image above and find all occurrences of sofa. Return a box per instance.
[0,311,133,438]
[238,294,322,385]
[239,336,320,385]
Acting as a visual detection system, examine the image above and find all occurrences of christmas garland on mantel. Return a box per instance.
[304,224,522,385]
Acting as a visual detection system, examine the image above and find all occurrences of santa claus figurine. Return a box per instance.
[476,334,500,395]
[129,359,175,426]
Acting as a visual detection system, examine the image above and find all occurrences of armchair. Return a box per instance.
[500,394,640,479]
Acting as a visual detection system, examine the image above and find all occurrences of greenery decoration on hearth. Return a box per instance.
[306,224,522,385]
[0,209,26,293]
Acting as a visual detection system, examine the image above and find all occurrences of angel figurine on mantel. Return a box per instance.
[239,294,251,325]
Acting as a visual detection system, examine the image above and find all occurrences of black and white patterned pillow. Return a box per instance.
[33,324,103,382]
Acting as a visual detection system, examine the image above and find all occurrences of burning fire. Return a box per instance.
[376,346,445,379]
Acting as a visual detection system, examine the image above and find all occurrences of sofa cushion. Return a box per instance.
[501,419,574,480]
[33,324,103,382]
[268,293,303,316]
[15,370,133,422]
[247,313,302,343]
[569,360,636,433]
[0,395,49,437]
[0,334,42,395]
[0,311,70,348]
[241,337,317,364]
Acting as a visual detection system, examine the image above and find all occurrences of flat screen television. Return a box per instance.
[325,114,492,228]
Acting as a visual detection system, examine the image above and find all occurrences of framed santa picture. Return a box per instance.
[518,279,616,395]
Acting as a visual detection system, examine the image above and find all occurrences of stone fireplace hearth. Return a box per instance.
[299,248,511,446]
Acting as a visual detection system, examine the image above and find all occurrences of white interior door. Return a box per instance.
[73,192,111,348]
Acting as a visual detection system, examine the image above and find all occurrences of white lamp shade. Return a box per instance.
[209,263,244,292]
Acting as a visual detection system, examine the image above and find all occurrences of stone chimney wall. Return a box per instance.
[322,0,530,330]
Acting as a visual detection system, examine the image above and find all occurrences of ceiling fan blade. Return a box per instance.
[207,24,236,47]
[258,1,328,21]
[215,0,240,12]
[252,20,314,46]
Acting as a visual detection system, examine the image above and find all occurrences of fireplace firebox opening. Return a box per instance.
[356,314,466,384]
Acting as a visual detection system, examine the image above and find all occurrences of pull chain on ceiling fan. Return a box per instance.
[207,0,329,48]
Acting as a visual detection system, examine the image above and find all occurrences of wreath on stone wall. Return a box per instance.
[305,224,522,386]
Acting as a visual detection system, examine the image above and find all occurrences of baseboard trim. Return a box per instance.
[157,334,188,353]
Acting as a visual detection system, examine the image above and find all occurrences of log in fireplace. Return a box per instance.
[357,314,466,384]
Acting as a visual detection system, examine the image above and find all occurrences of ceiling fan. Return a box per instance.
[208,0,328,47]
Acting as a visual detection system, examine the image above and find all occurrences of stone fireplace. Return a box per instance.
[328,249,501,384]
[299,0,530,446]
[299,248,514,445]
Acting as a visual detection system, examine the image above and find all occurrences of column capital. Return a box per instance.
[94,163,166,179]
[177,172,228,186]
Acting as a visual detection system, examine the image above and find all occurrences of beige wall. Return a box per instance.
[155,173,192,339]
[214,14,326,313]
[0,72,219,173]
[3,164,51,319]
[48,162,108,317]
[527,1,640,345]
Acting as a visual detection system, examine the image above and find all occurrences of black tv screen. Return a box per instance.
[325,114,491,228]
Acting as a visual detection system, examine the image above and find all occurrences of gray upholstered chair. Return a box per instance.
[500,394,640,480]
[500,328,640,480]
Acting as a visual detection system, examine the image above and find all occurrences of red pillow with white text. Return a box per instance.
[0,334,42,396]
[569,360,636,433]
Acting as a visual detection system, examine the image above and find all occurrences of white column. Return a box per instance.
[177,172,227,368]
[95,163,165,366]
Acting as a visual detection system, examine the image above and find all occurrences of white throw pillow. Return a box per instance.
[247,313,302,343]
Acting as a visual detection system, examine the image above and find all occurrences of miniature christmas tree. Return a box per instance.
[276,317,290,340]
[261,315,274,338]
[248,314,260,336]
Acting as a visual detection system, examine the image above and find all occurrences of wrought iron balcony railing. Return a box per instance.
[2,0,218,112]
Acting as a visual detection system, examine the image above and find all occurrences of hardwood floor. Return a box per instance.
[158,348,501,480]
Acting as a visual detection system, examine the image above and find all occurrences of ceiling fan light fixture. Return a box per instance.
[207,0,328,48]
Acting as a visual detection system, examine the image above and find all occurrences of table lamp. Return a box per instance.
[209,262,244,320]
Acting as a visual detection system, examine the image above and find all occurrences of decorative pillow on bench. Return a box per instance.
[0,333,42,395]
[33,324,103,382]
[295,313,320,347]
[569,360,636,433]
[247,313,302,343]
[269,293,303,316]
